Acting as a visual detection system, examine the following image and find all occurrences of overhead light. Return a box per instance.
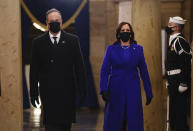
[33,22,46,32]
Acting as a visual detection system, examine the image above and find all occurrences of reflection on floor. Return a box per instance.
[23,108,104,131]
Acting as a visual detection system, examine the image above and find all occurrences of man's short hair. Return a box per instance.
[46,8,62,21]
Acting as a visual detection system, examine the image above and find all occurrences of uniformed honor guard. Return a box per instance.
[165,16,192,131]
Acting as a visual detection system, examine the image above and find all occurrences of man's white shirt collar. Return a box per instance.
[49,31,61,44]
[169,33,180,46]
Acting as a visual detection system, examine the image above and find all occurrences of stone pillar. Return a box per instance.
[105,0,119,46]
[132,0,164,131]
[182,0,192,42]
[118,1,132,23]
[89,0,106,107]
[90,0,119,107]
[0,0,23,131]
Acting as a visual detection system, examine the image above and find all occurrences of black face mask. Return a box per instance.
[49,22,61,33]
[119,32,131,42]
[165,26,174,35]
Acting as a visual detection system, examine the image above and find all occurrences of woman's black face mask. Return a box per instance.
[119,32,131,42]
[165,26,175,35]
[49,21,61,33]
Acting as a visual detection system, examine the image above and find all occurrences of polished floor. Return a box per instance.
[23,108,104,131]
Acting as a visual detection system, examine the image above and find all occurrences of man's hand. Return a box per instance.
[31,96,40,108]
[146,97,152,106]
[101,91,110,102]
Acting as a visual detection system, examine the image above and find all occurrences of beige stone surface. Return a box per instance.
[182,0,192,42]
[119,1,132,24]
[0,0,23,131]
[105,0,119,46]
[132,0,165,131]
[160,2,182,28]
[89,0,119,107]
[89,1,106,107]
[160,0,192,42]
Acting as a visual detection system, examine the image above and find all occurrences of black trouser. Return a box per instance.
[45,123,72,131]
[168,83,189,131]
[122,120,127,131]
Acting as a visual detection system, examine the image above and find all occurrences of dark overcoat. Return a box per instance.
[30,30,86,126]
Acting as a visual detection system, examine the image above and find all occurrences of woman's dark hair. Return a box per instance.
[113,22,137,44]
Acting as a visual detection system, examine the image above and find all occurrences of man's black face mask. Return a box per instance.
[49,21,60,33]
[165,26,174,35]
[119,32,131,42]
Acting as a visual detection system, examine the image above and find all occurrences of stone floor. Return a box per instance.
[23,108,104,131]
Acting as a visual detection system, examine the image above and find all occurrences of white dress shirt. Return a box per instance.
[49,31,61,44]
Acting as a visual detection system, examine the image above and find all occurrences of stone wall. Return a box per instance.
[0,0,23,131]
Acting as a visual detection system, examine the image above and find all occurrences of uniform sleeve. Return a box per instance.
[174,37,192,86]
[138,46,153,98]
[30,39,39,98]
[174,37,191,56]
[73,37,87,98]
[100,46,112,94]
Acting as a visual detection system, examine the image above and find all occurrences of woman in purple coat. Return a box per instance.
[100,22,153,131]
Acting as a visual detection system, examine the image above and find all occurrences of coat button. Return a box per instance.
[50,59,54,63]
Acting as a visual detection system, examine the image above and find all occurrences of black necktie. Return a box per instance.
[53,37,57,45]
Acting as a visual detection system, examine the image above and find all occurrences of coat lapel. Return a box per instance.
[58,31,67,45]
[44,32,54,47]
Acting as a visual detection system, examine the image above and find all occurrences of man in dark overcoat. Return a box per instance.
[30,8,87,131]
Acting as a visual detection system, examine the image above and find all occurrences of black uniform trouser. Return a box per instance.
[45,123,72,131]
[168,83,189,131]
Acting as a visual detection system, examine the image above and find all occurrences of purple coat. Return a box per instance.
[100,43,153,131]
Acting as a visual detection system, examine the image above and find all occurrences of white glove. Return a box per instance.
[178,85,188,93]
[166,81,169,88]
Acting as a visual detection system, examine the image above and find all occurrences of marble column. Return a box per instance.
[105,0,119,46]
[89,0,106,107]
[89,0,119,107]
[0,0,23,131]
[118,1,132,23]
[182,0,192,42]
[132,0,165,131]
